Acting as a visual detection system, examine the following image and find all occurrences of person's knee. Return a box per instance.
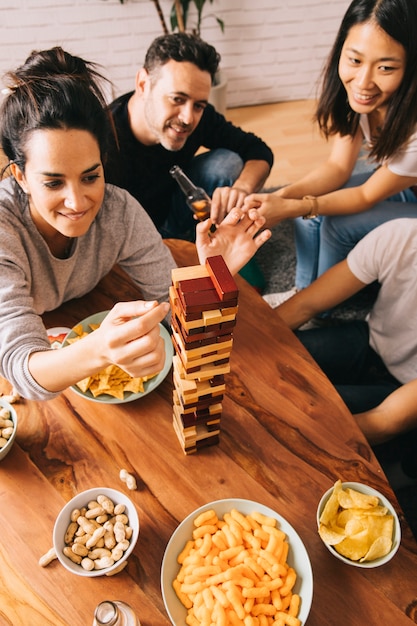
[192,149,243,189]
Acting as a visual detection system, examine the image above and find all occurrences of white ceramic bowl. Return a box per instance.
[53,487,139,577]
[62,311,173,403]
[0,398,18,461]
[161,498,313,625]
[317,481,401,568]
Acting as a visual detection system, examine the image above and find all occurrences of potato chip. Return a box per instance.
[334,529,371,561]
[318,524,345,545]
[360,536,393,562]
[319,479,342,526]
[338,488,379,510]
[318,480,394,563]
[67,321,159,399]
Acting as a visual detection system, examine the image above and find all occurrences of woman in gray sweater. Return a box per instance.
[0,47,269,401]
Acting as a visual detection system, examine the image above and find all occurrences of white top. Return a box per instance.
[360,115,417,177]
[347,218,417,383]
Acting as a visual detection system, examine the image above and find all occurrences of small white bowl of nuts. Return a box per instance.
[0,398,18,461]
[53,487,139,577]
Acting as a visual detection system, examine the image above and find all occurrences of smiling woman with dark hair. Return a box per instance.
[0,46,270,402]
[244,0,417,307]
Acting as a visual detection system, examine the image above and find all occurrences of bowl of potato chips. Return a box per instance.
[161,498,313,626]
[317,480,401,568]
[62,311,173,403]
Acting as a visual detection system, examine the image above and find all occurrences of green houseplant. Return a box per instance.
[113,0,224,36]
[167,0,224,36]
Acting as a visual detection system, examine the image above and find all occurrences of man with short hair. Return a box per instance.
[105,33,273,287]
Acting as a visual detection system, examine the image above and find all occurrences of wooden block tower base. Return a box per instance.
[170,256,239,454]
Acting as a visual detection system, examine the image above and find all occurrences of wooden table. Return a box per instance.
[1,240,416,626]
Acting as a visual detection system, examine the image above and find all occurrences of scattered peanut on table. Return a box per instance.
[120,468,137,491]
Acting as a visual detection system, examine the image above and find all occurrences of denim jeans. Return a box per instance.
[159,148,243,241]
[294,171,417,289]
[295,320,401,413]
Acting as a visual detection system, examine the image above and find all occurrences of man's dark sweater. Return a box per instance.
[105,92,274,230]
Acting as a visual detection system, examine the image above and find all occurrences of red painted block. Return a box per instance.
[178,276,214,293]
[206,255,239,300]
[179,288,221,312]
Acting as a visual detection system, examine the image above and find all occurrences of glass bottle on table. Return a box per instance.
[169,164,211,221]
[93,600,140,626]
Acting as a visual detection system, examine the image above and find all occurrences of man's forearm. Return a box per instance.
[354,379,417,444]
[232,160,271,193]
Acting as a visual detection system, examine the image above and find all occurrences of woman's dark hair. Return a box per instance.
[315,0,417,161]
[0,46,112,172]
[144,32,220,83]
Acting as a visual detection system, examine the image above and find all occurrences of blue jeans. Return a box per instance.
[159,148,243,241]
[295,320,401,413]
[294,171,417,289]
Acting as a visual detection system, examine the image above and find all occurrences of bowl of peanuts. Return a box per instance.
[53,487,139,577]
[161,498,313,626]
[0,398,18,461]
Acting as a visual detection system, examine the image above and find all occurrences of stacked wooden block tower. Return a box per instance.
[170,255,239,454]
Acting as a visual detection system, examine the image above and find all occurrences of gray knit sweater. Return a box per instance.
[0,177,176,400]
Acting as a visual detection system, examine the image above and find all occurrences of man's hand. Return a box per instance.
[210,186,249,224]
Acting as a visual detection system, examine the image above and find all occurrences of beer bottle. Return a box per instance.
[169,164,211,220]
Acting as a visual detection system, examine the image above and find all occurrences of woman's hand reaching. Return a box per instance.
[94,300,169,379]
[195,207,271,276]
[28,300,170,393]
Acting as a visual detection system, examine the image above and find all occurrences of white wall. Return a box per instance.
[0,0,351,107]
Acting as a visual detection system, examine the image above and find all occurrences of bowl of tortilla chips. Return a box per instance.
[317,480,401,568]
[62,311,173,403]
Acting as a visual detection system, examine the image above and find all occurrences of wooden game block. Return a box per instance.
[172,329,233,362]
[172,320,234,350]
[180,361,231,382]
[174,366,226,388]
[173,401,221,428]
[175,307,238,333]
[170,286,207,321]
[187,319,236,337]
[178,287,222,313]
[173,368,198,397]
[183,352,231,369]
[172,416,221,455]
[173,382,225,407]
[173,414,220,447]
[172,316,235,345]
[178,391,224,412]
[202,308,238,325]
[177,379,226,404]
[172,416,196,455]
[184,423,221,442]
[173,390,222,416]
[173,404,221,432]
[206,255,239,300]
[178,276,214,294]
[172,264,209,287]
[178,354,231,375]
[182,413,221,429]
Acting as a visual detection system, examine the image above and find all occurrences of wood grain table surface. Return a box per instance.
[0,240,416,626]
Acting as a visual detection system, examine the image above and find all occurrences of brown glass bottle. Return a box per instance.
[169,164,211,220]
